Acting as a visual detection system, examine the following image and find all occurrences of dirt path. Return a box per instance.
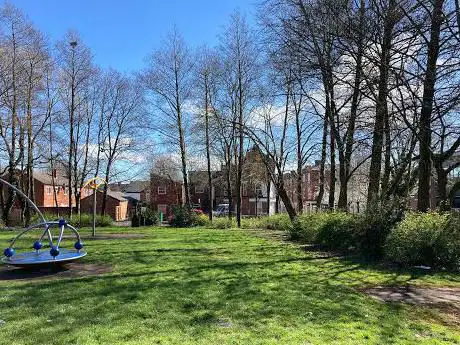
[0,263,112,281]
[362,286,460,305]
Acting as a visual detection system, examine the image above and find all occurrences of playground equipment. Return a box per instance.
[1,178,86,268]
[81,176,107,237]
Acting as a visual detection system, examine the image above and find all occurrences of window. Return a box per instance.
[255,184,263,197]
[45,186,52,195]
[158,186,166,195]
[64,187,68,195]
[195,185,205,194]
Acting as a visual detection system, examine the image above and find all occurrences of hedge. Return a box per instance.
[385,212,460,269]
[189,209,460,270]
[31,212,113,227]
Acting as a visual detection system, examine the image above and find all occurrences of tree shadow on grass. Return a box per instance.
[0,229,457,344]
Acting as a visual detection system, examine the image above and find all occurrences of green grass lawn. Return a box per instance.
[0,226,459,345]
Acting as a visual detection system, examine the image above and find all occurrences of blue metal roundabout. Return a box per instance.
[1,178,86,268]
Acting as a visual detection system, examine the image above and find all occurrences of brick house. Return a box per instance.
[149,173,183,216]
[282,160,368,213]
[80,190,129,221]
[189,147,276,216]
[109,180,150,218]
[108,181,150,203]
[33,170,76,210]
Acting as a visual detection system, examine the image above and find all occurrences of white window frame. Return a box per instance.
[46,186,52,195]
[158,186,166,195]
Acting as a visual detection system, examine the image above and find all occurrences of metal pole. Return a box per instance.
[92,188,96,237]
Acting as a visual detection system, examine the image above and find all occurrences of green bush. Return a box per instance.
[315,212,357,250]
[131,213,140,227]
[240,214,292,231]
[385,212,460,269]
[211,217,234,229]
[31,212,113,227]
[290,214,321,242]
[74,213,113,227]
[355,202,404,259]
[240,217,262,229]
[141,207,159,226]
[169,206,196,227]
[289,212,357,250]
[195,214,211,226]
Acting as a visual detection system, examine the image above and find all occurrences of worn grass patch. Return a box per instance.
[0,226,459,344]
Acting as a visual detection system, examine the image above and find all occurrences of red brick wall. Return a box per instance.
[80,191,128,221]
[150,176,183,215]
[35,180,76,208]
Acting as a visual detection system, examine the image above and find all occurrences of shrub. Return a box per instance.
[263,214,292,231]
[74,213,113,227]
[315,212,357,250]
[385,212,460,269]
[290,214,320,242]
[31,212,113,227]
[169,205,196,227]
[354,202,404,259]
[141,207,159,226]
[194,214,211,227]
[240,217,262,229]
[211,217,234,229]
[131,213,140,227]
[289,212,357,250]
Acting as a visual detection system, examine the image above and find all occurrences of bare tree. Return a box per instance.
[195,47,220,221]
[219,11,259,226]
[100,71,143,215]
[143,30,194,206]
[56,31,93,217]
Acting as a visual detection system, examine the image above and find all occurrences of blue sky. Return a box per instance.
[9,0,257,72]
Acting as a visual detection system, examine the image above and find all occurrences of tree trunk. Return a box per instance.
[337,151,347,210]
[436,166,449,211]
[225,146,233,220]
[338,0,365,211]
[367,0,396,204]
[295,107,303,213]
[173,58,190,206]
[277,187,297,221]
[417,0,445,212]
[236,71,244,227]
[101,161,111,216]
[204,77,213,221]
[316,111,328,210]
[266,172,271,215]
[328,125,336,210]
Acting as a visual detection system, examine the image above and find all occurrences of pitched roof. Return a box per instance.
[106,190,128,201]
[109,180,150,193]
[81,189,128,202]
[34,171,68,186]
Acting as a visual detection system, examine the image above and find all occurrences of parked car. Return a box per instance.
[213,203,232,217]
